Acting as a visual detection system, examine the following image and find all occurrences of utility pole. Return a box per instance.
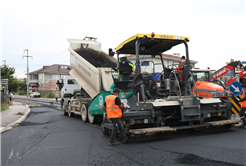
[2,60,6,66]
[23,49,32,97]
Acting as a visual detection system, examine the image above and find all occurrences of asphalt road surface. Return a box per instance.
[14,96,60,108]
[1,105,246,166]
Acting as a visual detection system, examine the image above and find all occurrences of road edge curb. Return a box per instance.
[0,104,30,133]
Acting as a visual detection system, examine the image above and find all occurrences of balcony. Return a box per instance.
[29,79,38,84]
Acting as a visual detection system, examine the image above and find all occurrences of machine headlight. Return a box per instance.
[211,92,219,98]
[144,119,148,124]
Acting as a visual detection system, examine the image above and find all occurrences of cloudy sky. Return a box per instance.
[0,0,245,78]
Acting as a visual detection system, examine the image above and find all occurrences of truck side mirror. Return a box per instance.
[109,48,115,57]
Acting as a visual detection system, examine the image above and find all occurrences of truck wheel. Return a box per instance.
[68,102,74,117]
[88,109,96,124]
[62,102,68,116]
[81,104,88,122]
[101,124,109,135]
[60,101,64,110]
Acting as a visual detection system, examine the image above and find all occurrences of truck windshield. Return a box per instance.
[67,79,78,84]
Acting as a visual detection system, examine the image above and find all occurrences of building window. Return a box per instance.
[39,74,43,80]
[61,75,68,79]
[52,75,60,80]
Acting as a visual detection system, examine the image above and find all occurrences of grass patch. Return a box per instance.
[19,92,27,96]
[1,101,12,111]
[41,92,55,98]
[16,112,24,115]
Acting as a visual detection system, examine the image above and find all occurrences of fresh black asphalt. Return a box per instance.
[1,101,245,166]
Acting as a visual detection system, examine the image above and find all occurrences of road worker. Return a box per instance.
[176,56,186,83]
[176,56,186,73]
[103,88,129,146]
[239,84,246,127]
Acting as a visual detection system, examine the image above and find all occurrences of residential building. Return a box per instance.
[125,53,198,73]
[28,64,71,93]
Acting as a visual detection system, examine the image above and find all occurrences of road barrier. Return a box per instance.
[230,95,241,114]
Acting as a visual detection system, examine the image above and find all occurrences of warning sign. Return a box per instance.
[230,95,241,114]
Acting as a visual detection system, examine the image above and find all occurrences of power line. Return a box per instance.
[8,58,24,66]
[32,50,68,60]
[6,55,23,64]
[8,64,43,66]
[33,53,69,61]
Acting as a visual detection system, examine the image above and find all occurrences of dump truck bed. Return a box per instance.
[67,38,116,98]
[69,48,101,98]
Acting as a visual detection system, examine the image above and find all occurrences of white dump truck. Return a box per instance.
[57,75,81,99]
[58,37,117,124]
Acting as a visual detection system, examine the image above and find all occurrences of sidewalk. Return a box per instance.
[1,101,30,133]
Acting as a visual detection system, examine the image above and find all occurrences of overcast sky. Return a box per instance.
[0,0,245,78]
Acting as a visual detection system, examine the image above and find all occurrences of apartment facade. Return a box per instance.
[126,53,198,73]
[28,64,71,93]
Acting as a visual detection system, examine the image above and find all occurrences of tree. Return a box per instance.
[1,65,19,92]
[19,78,27,92]
[1,65,15,79]
[9,77,19,92]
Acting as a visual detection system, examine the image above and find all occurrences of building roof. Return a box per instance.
[29,64,72,75]
[126,54,198,63]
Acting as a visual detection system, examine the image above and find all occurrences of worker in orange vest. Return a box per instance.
[176,56,186,73]
[103,88,129,146]
[176,56,186,83]
[239,84,246,127]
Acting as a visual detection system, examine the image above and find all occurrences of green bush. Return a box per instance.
[19,92,25,95]
[47,92,55,98]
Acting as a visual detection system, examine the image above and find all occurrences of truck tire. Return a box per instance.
[62,101,68,116]
[101,124,109,135]
[68,102,74,117]
[88,109,96,124]
[60,100,64,110]
[81,104,88,122]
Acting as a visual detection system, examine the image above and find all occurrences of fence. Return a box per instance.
[1,92,9,104]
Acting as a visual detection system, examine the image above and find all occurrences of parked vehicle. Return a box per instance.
[190,61,246,99]
[30,92,41,98]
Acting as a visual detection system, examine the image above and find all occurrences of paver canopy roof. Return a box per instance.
[116,33,190,55]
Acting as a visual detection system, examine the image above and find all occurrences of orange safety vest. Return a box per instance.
[176,59,186,73]
[105,94,122,118]
[241,89,246,108]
